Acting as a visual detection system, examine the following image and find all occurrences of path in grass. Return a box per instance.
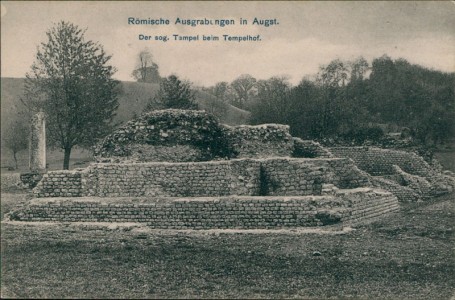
[1,193,454,299]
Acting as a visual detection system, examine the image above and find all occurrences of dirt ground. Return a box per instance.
[1,192,454,299]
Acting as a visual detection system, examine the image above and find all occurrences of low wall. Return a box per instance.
[33,158,371,198]
[94,110,295,163]
[330,147,455,199]
[292,138,333,158]
[370,176,420,202]
[391,165,432,198]
[88,159,260,198]
[8,188,400,229]
[34,171,83,197]
[260,158,370,196]
[34,160,261,198]
[329,147,435,176]
[338,188,400,225]
[94,109,233,162]
[224,124,294,158]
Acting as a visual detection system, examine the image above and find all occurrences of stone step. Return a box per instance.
[7,190,400,230]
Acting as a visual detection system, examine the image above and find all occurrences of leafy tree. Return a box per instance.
[314,59,350,137]
[317,59,349,88]
[368,55,454,145]
[213,81,230,102]
[2,119,29,170]
[250,76,293,125]
[367,55,404,123]
[23,21,120,170]
[240,55,454,147]
[230,74,257,109]
[199,81,232,119]
[202,81,236,107]
[288,79,322,138]
[146,75,198,110]
[349,56,369,82]
[131,49,161,83]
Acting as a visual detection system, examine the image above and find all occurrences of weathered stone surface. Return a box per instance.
[33,170,83,197]
[371,176,420,202]
[330,146,455,199]
[33,158,371,198]
[292,138,334,158]
[94,109,234,162]
[94,110,297,163]
[330,147,436,176]
[224,124,294,158]
[8,189,400,229]
[20,110,453,228]
[29,112,46,172]
[20,172,43,189]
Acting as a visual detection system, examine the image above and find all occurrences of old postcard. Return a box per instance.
[1,1,454,299]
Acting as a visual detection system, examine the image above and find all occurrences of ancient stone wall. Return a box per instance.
[370,176,420,202]
[338,188,400,225]
[224,124,294,158]
[329,147,435,176]
[94,110,295,163]
[292,138,334,158]
[33,158,370,198]
[9,188,399,229]
[33,171,83,197]
[329,146,455,199]
[260,158,370,196]
[391,165,432,198]
[94,110,233,163]
[34,160,261,198]
[85,160,260,198]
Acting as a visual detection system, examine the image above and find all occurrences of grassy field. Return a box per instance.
[0,147,93,173]
[435,150,455,173]
[1,192,454,299]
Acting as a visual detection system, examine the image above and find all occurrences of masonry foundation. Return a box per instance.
[7,188,399,229]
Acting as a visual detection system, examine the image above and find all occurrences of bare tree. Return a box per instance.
[131,48,161,83]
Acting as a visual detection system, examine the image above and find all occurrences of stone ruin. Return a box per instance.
[7,109,455,229]
[329,147,455,201]
[29,112,46,172]
[17,112,47,189]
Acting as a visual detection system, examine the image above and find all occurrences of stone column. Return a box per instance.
[29,112,46,172]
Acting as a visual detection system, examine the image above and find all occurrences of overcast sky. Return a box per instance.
[1,1,454,86]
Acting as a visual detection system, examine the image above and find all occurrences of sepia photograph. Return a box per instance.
[1,1,454,299]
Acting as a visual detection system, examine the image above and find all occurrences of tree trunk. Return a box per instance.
[13,151,18,170]
[63,147,72,170]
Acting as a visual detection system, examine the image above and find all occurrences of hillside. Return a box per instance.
[0,78,26,132]
[1,78,250,128]
[1,77,250,170]
[116,81,250,125]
